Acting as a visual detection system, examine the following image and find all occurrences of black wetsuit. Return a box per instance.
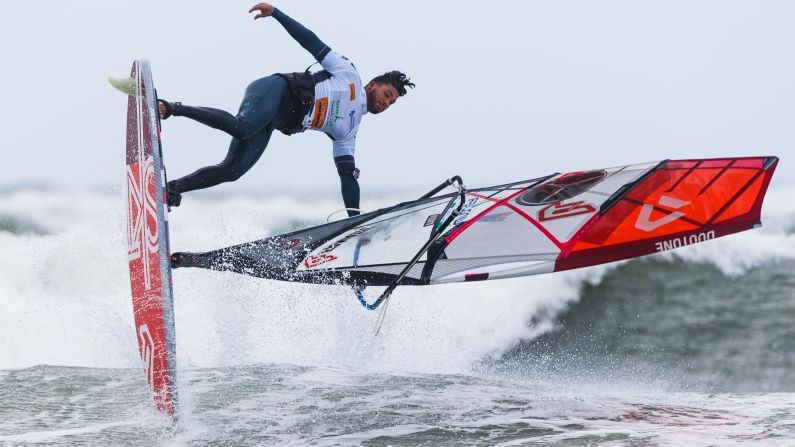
[168,8,361,216]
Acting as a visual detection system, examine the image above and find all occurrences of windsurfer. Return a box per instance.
[157,2,415,216]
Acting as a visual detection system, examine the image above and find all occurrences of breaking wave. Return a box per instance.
[1,184,793,390]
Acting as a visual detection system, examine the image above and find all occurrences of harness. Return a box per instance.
[275,69,332,136]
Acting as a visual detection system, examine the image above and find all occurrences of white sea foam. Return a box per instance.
[0,184,792,372]
[0,421,141,443]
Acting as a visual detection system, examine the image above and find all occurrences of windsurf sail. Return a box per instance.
[172,156,778,309]
[124,60,178,417]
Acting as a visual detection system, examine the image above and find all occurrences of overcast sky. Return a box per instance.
[0,0,792,195]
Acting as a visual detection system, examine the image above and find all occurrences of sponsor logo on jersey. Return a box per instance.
[537,201,596,221]
[349,83,356,101]
[311,97,329,128]
[326,100,343,127]
[654,231,715,252]
[348,110,356,132]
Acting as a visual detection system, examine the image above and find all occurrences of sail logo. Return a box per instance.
[453,198,479,226]
[538,201,596,221]
[127,156,159,290]
[655,231,715,252]
[304,254,338,268]
[138,324,155,386]
[636,195,690,231]
[271,238,302,249]
[305,225,375,268]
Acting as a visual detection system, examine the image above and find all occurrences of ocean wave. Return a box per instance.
[0,214,46,235]
[0,184,792,380]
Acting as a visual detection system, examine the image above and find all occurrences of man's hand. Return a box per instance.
[249,3,275,20]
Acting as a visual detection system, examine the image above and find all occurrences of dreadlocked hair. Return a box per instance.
[372,70,415,96]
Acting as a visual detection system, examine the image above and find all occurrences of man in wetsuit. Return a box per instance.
[158,2,414,216]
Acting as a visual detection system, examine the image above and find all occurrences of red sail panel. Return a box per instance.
[555,157,778,272]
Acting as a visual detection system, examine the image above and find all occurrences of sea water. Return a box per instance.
[1,184,794,446]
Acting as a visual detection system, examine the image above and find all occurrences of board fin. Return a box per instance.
[108,76,137,96]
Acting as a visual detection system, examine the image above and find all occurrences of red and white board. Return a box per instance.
[124,60,177,417]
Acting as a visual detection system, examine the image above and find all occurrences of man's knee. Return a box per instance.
[335,156,358,178]
[227,159,257,181]
[227,167,248,182]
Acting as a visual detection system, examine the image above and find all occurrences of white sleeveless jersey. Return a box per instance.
[301,51,368,158]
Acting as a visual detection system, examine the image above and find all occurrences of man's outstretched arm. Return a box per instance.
[249,3,330,63]
[335,156,361,217]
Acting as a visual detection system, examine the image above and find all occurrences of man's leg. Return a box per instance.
[169,75,289,140]
[169,125,275,194]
